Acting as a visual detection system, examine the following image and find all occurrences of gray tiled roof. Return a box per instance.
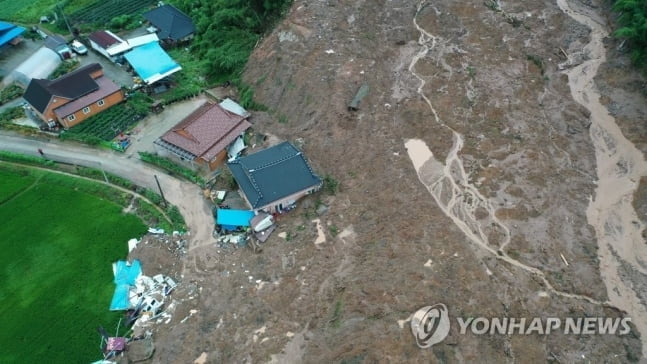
[228,142,322,209]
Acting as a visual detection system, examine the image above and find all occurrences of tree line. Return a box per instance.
[612,0,647,71]
[169,0,292,80]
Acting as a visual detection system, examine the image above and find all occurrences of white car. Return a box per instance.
[70,40,87,55]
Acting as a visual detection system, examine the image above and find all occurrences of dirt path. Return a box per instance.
[556,0,647,357]
[0,133,215,252]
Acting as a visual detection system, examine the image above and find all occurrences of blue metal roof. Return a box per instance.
[124,42,181,84]
[0,22,24,47]
[216,209,254,228]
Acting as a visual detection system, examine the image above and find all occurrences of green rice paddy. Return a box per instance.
[0,165,146,363]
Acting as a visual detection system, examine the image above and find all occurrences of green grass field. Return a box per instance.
[0,0,96,23]
[0,165,146,363]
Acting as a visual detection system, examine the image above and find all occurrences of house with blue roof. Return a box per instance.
[0,21,25,48]
[227,141,322,213]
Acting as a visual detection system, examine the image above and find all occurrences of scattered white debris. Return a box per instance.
[286,331,295,338]
[397,314,413,329]
[180,309,198,323]
[300,266,306,271]
[312,219,326,246]
[424,259,433,267]
[325,49,335,54]
[538,291,550,298]
[148,227,164,234]
[453,252,459,257]
[194,352,208,364]
[128,238,140,253]
[261,337,269,343]
[255,326,267,335]
[278,232,287,239]
[560,253,569,266]
[486,267,493,276]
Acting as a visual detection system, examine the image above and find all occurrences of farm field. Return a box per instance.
[0,165,146,363]
[0,0,95,23]
[60,103,144,144]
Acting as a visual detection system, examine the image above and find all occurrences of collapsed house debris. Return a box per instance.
[213,208,276,251]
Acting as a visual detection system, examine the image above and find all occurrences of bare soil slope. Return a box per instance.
[135,0,647,362]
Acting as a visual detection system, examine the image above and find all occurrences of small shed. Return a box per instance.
[216,209,254,232]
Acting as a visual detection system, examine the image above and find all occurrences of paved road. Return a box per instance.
[0,132,215,249]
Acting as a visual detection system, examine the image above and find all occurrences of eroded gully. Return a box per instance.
[404,0,647,356]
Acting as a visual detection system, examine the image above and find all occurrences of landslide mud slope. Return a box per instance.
[139,0,647,362]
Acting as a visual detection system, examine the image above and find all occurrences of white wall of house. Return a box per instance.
[89,40,113,61]
[247,184,322,214]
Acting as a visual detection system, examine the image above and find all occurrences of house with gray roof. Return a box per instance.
[143,4,195,43]
[228,142,322,213]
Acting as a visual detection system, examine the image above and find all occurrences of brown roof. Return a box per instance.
[53,77,122,118]
[161,102,251,161]
[88,30,121,49]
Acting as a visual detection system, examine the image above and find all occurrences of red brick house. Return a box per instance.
[23,63,124,128]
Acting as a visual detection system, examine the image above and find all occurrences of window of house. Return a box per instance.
[83,106,91,114]
[67,114,75,121]
[97,99,105,107]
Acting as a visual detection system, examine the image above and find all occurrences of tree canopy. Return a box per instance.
[170,0,292,78]
[613,0,647,69]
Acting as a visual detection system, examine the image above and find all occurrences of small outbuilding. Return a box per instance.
[6,47,61,86]
[124,42,181,85]
[0,21,25,47]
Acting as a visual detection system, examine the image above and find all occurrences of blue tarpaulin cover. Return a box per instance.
[123,42,181,84]
[216,209,254,231]
[109,259,142,311]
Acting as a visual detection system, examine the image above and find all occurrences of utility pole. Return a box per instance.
[154,175,167,207]
[99,162,109,184]
[57,2,73,36]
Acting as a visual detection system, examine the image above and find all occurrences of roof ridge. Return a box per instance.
[249,150,299,172]
[236,160,263,208]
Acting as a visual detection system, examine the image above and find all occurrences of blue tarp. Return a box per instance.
[217,209,254,231]
[123,42,181,84]
[109,259,142,311]
[0,22,24,47]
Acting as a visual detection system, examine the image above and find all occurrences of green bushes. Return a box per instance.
[0,151,56,167]
[138,151,205,187]
[612,0,647,71]
[323,175,339,195]
[0,107,24,123]
[49,59,80,80]
[0,84,23,105]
